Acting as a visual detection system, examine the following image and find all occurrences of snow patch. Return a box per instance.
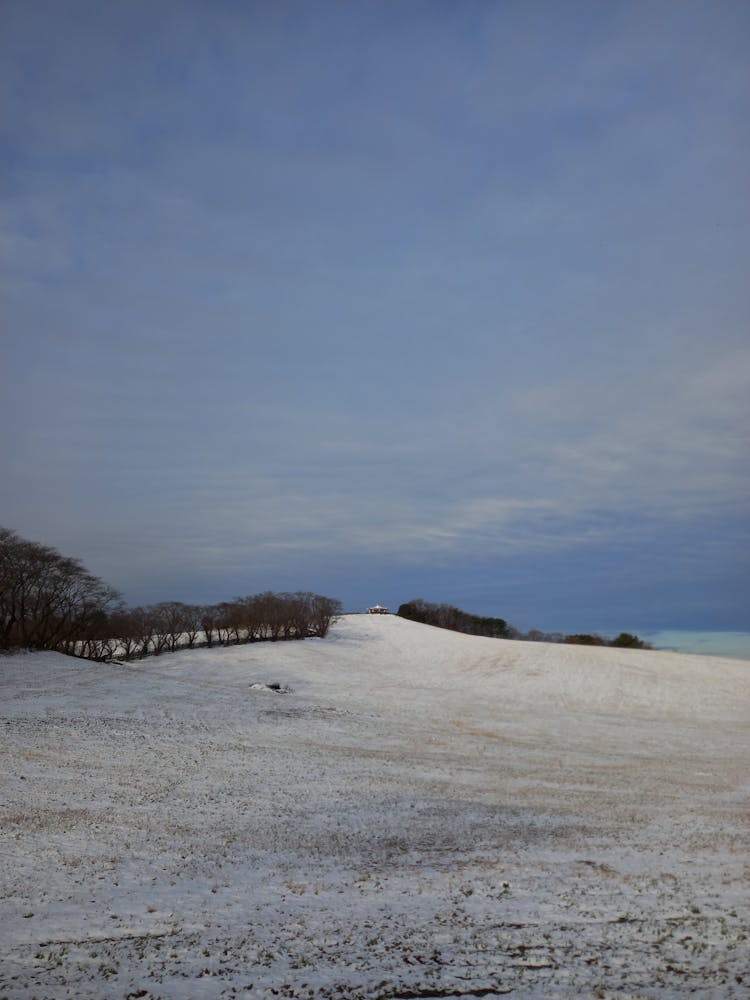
[1,615,748,997]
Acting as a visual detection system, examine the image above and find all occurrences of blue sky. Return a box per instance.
[2,0,748,632]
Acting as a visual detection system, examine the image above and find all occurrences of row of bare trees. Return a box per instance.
[1,527,341,660]
[73,592,342,661]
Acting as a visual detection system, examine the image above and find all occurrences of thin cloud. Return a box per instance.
[1,1,747,624]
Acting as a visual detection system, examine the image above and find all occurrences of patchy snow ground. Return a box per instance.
[1,614,748,999]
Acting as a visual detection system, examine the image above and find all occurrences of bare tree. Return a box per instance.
[159,602,190,653]
[182,604,202,648]
[128,607,153,659]
[109,609,141,660]
[145,605,170,656]
[309,594,342,638]
[200,605,218,647]
[0,527,121,652]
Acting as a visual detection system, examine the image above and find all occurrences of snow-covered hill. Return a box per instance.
[1,615,748,998]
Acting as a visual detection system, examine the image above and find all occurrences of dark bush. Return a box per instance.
[397,599,511,639]
[610,632,651,649]
[563,634,607,646]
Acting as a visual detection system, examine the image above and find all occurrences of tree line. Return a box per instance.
[397,598,650,649]
[396,599,511,638]
[0,527,341,660]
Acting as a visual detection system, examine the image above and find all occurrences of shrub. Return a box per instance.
[610,632,651,649]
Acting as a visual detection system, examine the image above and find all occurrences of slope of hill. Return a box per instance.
[1,614,748,997]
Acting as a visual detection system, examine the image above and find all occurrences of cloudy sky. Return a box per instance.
[2,1,748,632]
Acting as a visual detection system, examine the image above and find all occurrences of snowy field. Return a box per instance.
[1,614,749,999]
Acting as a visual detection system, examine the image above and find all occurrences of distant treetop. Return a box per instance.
[397,599,510,639]
[396,596,650,650]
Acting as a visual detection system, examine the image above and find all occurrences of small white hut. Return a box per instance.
[367,604,389,615]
